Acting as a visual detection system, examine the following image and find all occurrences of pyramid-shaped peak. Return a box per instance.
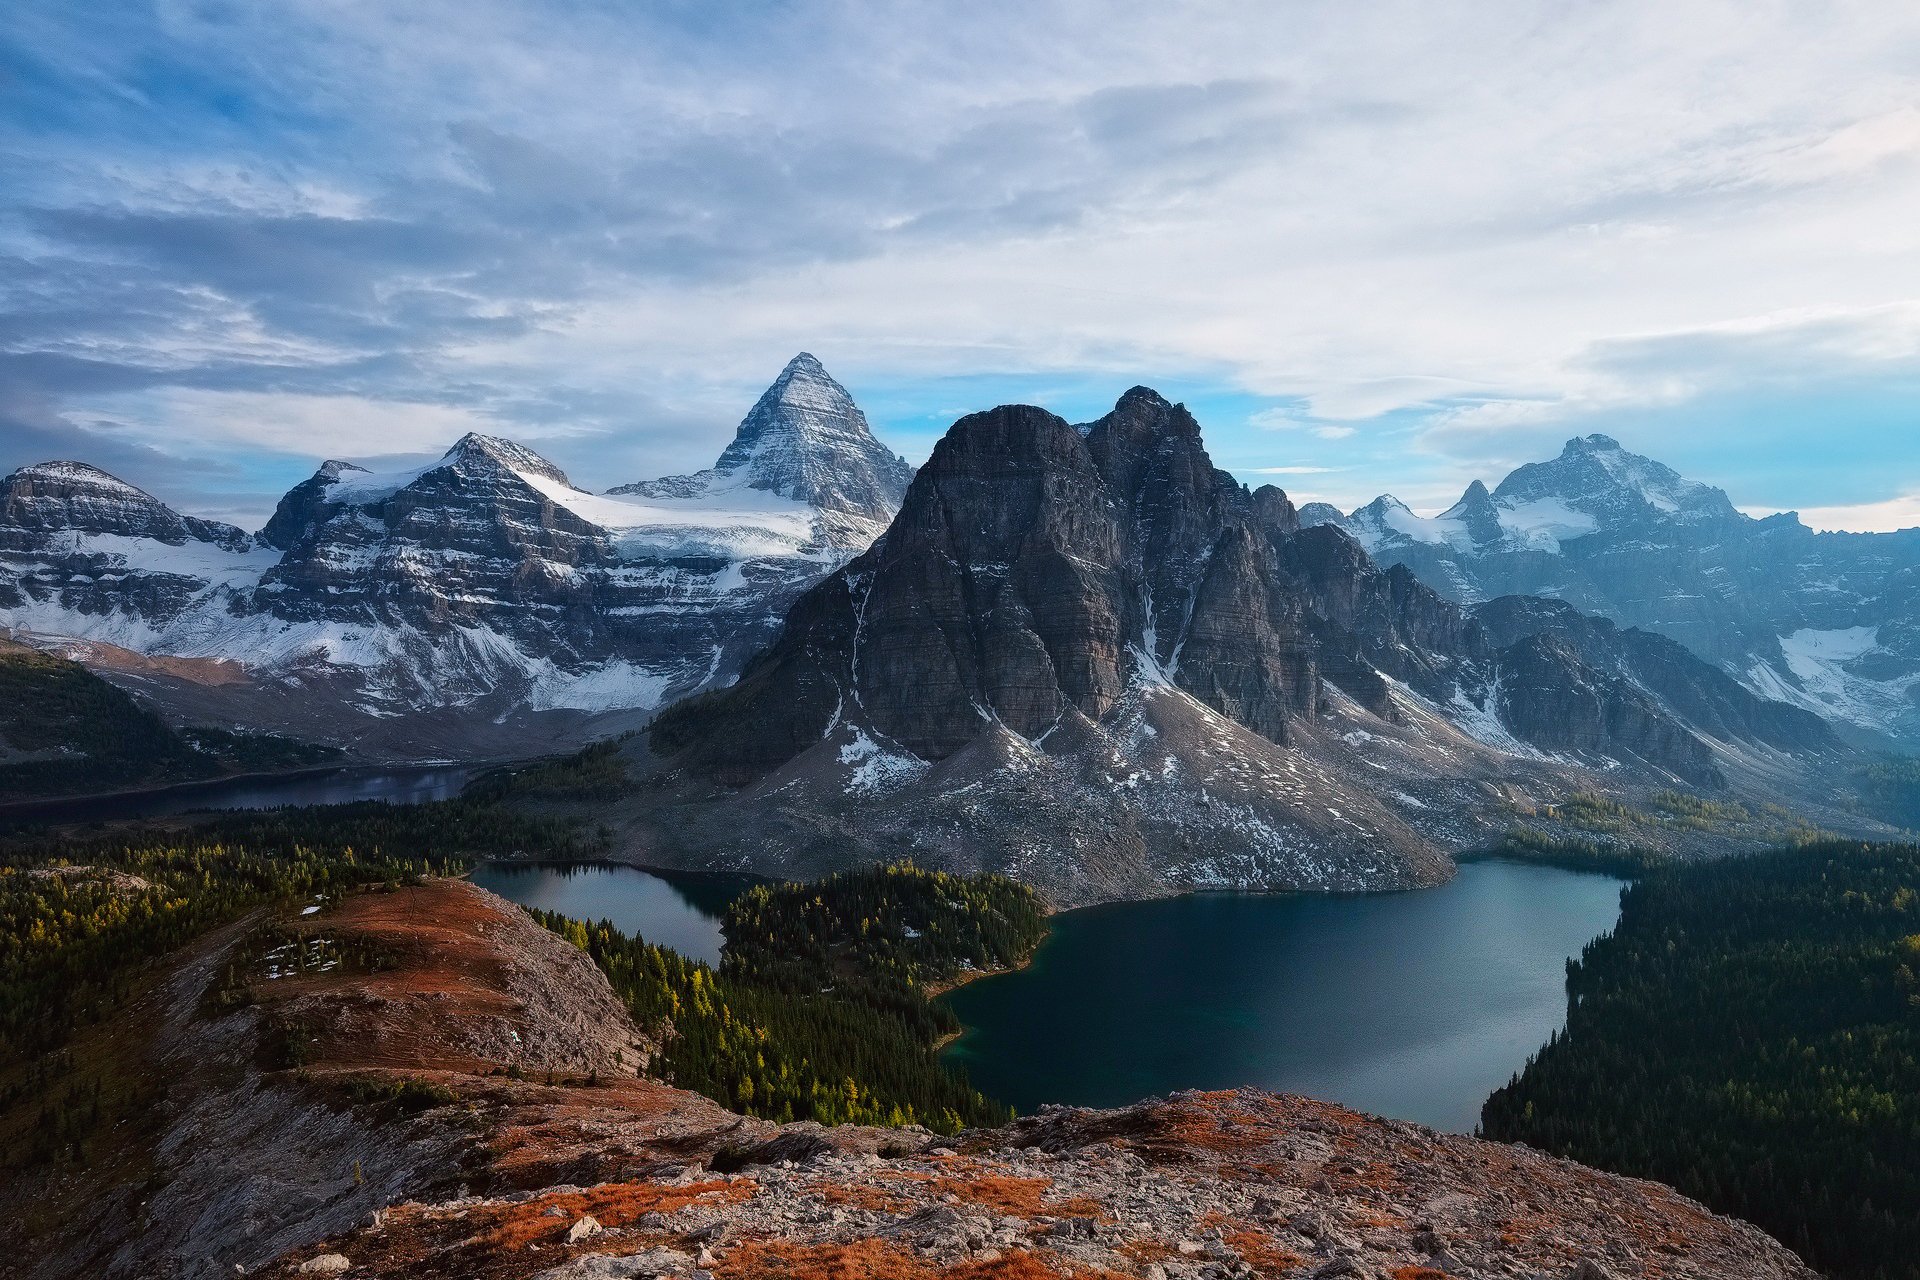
[748,352,849,415]
[707,354,912,517]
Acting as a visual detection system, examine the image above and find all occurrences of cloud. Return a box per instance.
[1249,465,1344,475]
[1248,409,1358,441]
[2,0,1918,523]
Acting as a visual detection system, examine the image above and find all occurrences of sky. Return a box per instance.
[3,1,1919,533]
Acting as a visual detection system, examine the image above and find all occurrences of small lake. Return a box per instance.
[470,862,760,966]
[0,764,480,824]
[941,859,1623,1133]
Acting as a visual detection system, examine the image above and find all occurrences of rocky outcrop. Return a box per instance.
[1308,433,1920,749]
[268,1086,1816,1280]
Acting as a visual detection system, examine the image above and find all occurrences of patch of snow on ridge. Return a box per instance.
[1444,682,1543,757]
[838,726,928,795]
[1498,497,1597,548]
[1750,626,1917,733]
[1782,625,1880,674]
[519,471,826,562]
[1380,502,1468,548]
[525,658,677,712]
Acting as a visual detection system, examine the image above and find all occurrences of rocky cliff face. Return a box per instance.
[1308,434,1920,749]
[644,390,1844,902]
[0,356,909,753]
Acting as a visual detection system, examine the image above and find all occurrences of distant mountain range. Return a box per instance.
[0,353,911,757]
[1301,433,1920,750]
[0,357,1906,880]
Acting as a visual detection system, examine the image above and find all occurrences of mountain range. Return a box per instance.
[631,390,1852,903]
[0,353,910,758]
[0,359,1903,892]
[1302,433,1920,751]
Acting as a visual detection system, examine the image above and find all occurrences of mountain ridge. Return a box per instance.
[634,389,1851,904]
[0,356,911,758]
[1306,434,1920,748]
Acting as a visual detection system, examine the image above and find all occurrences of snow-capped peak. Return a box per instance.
[11,460,146,495]
[609,353,912,547]
[439,432,577,489]
[1495,434,1735,523]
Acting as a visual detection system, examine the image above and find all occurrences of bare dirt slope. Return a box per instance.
[3,880,1814,1280]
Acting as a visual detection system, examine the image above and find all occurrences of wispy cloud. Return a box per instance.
[0,0,1916,527]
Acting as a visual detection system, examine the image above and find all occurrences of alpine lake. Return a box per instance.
[66,760,1623,1133]
[474,857,1624,1134]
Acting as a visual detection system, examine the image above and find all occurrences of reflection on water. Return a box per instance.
[470,862,760,967]
[942,860,1624,1133]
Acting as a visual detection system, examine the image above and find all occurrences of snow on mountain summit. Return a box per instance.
[612,353,912,548]
[1304,435,1920,749]
[1493,433,1736,524]
[0,355,913,744]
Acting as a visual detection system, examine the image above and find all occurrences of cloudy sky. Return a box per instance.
[5,1,1919,531]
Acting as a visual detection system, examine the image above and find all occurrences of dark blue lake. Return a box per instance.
[940,859,1623,1133]
[470,857,1620,1133]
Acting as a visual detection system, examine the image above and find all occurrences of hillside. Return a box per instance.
[1484,841,1920,1280]
[0,637,338,801]
[0,875,1814,1280]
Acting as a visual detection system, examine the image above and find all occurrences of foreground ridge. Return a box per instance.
[271,1086,1816,1280]
[1,878,1813,1279]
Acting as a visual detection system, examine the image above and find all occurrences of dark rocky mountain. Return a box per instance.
[1307,433,1920,749]
[0,356,909,758]
[640,390,1846,902]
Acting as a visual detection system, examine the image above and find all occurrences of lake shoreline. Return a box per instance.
[937,859,1626,1133]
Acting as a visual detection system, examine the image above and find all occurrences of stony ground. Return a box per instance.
[264,1087,1815,1280]
[4,880,1817,1280]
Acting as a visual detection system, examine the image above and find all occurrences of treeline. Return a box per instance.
[1482,828,1668,878]
[1481,840,1920,1280]
[722,862,1049,1043]
[534,864,1049,1133]
[0,640,339,800]
[468,737,632,802]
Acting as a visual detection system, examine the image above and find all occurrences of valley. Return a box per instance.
[12,10,1920,1279]
[0,367,1913,1279]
